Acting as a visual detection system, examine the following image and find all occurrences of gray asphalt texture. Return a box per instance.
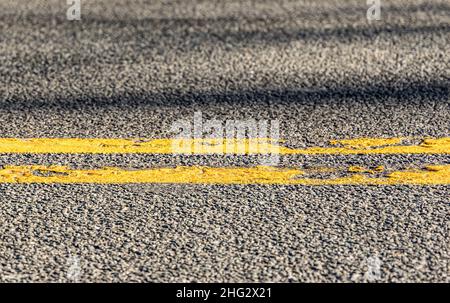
[0,0,449,282]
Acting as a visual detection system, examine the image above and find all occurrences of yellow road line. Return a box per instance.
[0,137,448,154]
[0,165,448,185]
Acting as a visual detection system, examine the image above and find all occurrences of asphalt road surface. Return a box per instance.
[0,0,449,282]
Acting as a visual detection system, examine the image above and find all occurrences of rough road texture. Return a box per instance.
[0,0,449,282]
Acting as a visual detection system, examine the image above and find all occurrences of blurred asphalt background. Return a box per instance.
[0,0,448,282]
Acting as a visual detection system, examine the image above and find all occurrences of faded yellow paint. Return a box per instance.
[0,165,448,185]
[0,137,448,155]
[329,138,403,149]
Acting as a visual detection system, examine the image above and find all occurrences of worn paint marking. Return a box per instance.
[0,137,448,154]
[0,165,448,185]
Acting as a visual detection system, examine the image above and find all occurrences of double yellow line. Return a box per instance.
[0,137,448,185]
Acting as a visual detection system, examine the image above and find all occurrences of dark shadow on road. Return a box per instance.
[0,82,448,111]
[2,0,449,49]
